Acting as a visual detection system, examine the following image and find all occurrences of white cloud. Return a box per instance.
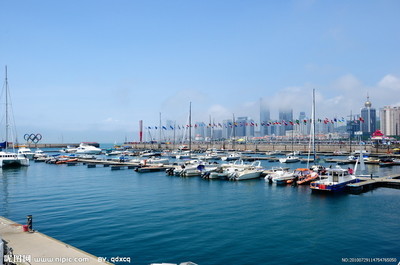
[378,74,400,90]
[207,104,232,121]
[333,74,362,91]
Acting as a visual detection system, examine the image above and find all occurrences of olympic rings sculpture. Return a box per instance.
[24,133,42,144]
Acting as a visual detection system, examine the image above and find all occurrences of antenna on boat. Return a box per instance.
[4,65,9,150]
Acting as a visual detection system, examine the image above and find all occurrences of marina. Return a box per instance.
[0,151,399,265]
[2,1,400,264]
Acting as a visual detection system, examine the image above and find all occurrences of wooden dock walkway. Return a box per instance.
[347,175,400,193]
[0,216,113,265]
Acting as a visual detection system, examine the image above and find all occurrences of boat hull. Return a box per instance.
[310,179,361,192]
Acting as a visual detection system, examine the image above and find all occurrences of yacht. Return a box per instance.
[221,152,242,161]
[279,155,300,163]
[75,143,102,155]
[264,167,294,183]
[228,161,263,181]
[0,151,29,167]
[17,146,35,159]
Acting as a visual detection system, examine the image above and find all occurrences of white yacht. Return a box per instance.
[75,143,102,155]
[0,151,29,167]
[228,161,264,181]
[279,155,300,163]
[17,146,35,159]
[221,152,242,161]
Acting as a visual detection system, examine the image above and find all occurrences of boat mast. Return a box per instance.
[5,66,9,150]
[158,112,161,149]
[312,88,316,162]
[232,113,236,150]
[189,102,192,152]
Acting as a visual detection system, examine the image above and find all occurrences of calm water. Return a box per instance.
[1,155,399,265]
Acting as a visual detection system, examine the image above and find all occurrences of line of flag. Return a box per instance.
[146,117,365,130]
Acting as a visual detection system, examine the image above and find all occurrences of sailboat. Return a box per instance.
[0,66,29,168]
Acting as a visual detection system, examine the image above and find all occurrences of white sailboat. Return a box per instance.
[0,66,29,168]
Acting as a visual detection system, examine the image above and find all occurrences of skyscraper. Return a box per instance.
[278,108,293,136]
[360,96,376,137]
[260,98,270,136]
[380,106,400,136]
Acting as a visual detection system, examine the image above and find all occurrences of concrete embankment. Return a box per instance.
[0,216,112,265]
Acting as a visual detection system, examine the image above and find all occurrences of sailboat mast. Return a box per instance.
[189,102,192,152]
[5,66,9,149]
[312,89,316,162]
[158,112,162,149]
[232,113,236,150]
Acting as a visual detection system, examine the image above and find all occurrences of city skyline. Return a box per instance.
[1,0,399,143]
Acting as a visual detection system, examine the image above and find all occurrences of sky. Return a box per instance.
[1,0,400,143]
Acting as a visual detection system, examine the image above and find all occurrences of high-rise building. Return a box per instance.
[297,112,310,136]
[347,115,362,138]
[194,122,206,139]
[222,119,233,139]
[360,96,377,137]
[380,106,400,136]
[236,117,248,137]
[260,98,270,136]
[246,118,255,137]
[277,108,293,136]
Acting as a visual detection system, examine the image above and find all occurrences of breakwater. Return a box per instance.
[25,142,398,155]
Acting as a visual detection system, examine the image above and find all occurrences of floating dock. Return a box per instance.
[347,175,400,193]
[0,216,113,265]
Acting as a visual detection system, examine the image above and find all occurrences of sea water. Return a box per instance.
[0,154,399,265]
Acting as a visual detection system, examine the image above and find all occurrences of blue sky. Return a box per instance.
[1,0,399,143]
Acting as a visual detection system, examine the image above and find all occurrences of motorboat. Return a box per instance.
[141,157,169,165]
[379,157,394,167]
[310,165,360,192]
[60,145,78,153]
[279,156,300,163]
[290,168,316,185]
[265,151,285,156]
[75,143,102,155]
[17,146,35,159]
[173,160,219,177]
[264,167,294,183]
[221,152,242,161]
[228,161,263,181]
[206,160,262,180]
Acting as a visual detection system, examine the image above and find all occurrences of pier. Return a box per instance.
[347,175,400,193]
[0,216,112,265]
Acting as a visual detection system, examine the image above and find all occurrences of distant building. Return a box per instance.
[222,119,233,139]
[380,106,400,136]
[277,108,293,136]
[245,118,255,137]
[297,111,310,136]
[360,96,377,137]
[260,98,271,136]
[347,115,362,138]
[194,122,206,139]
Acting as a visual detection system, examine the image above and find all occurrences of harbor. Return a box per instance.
[1,153,399,265]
